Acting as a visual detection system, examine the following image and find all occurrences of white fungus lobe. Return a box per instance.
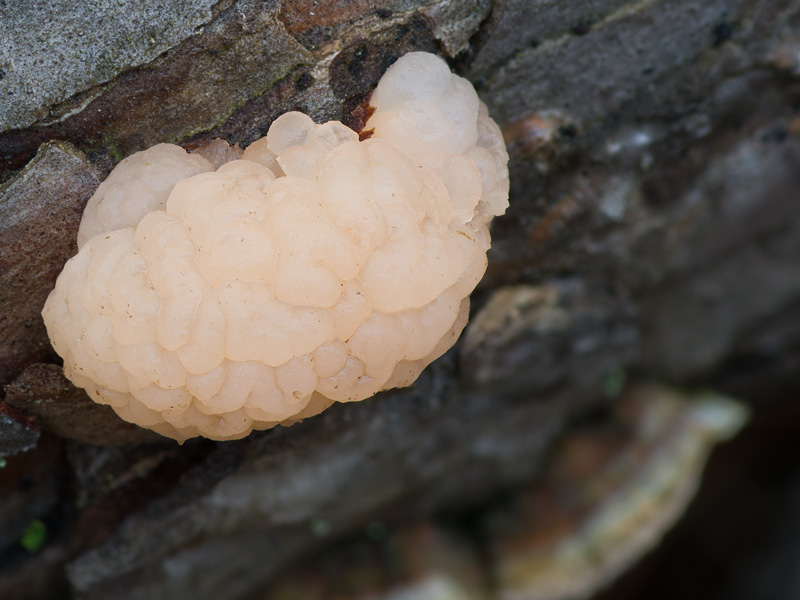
[42,52,510,442]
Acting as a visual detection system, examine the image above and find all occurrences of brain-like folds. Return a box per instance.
[43,53,509,441]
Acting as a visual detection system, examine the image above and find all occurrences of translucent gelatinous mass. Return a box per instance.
[42,52,510,441]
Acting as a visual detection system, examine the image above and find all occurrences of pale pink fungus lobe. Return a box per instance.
[42,52,509,442]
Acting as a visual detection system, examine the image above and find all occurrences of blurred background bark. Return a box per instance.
[2,1,800,599]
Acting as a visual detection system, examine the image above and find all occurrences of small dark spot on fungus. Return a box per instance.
[375,8,392,19]
[0,68,5,80]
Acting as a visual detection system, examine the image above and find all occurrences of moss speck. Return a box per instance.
[310,517,331,537]
[21,519,47,554]
[602,367,627,398]
[365,521,388,542]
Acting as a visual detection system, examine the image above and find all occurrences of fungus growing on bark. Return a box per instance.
[42,52,509,442]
